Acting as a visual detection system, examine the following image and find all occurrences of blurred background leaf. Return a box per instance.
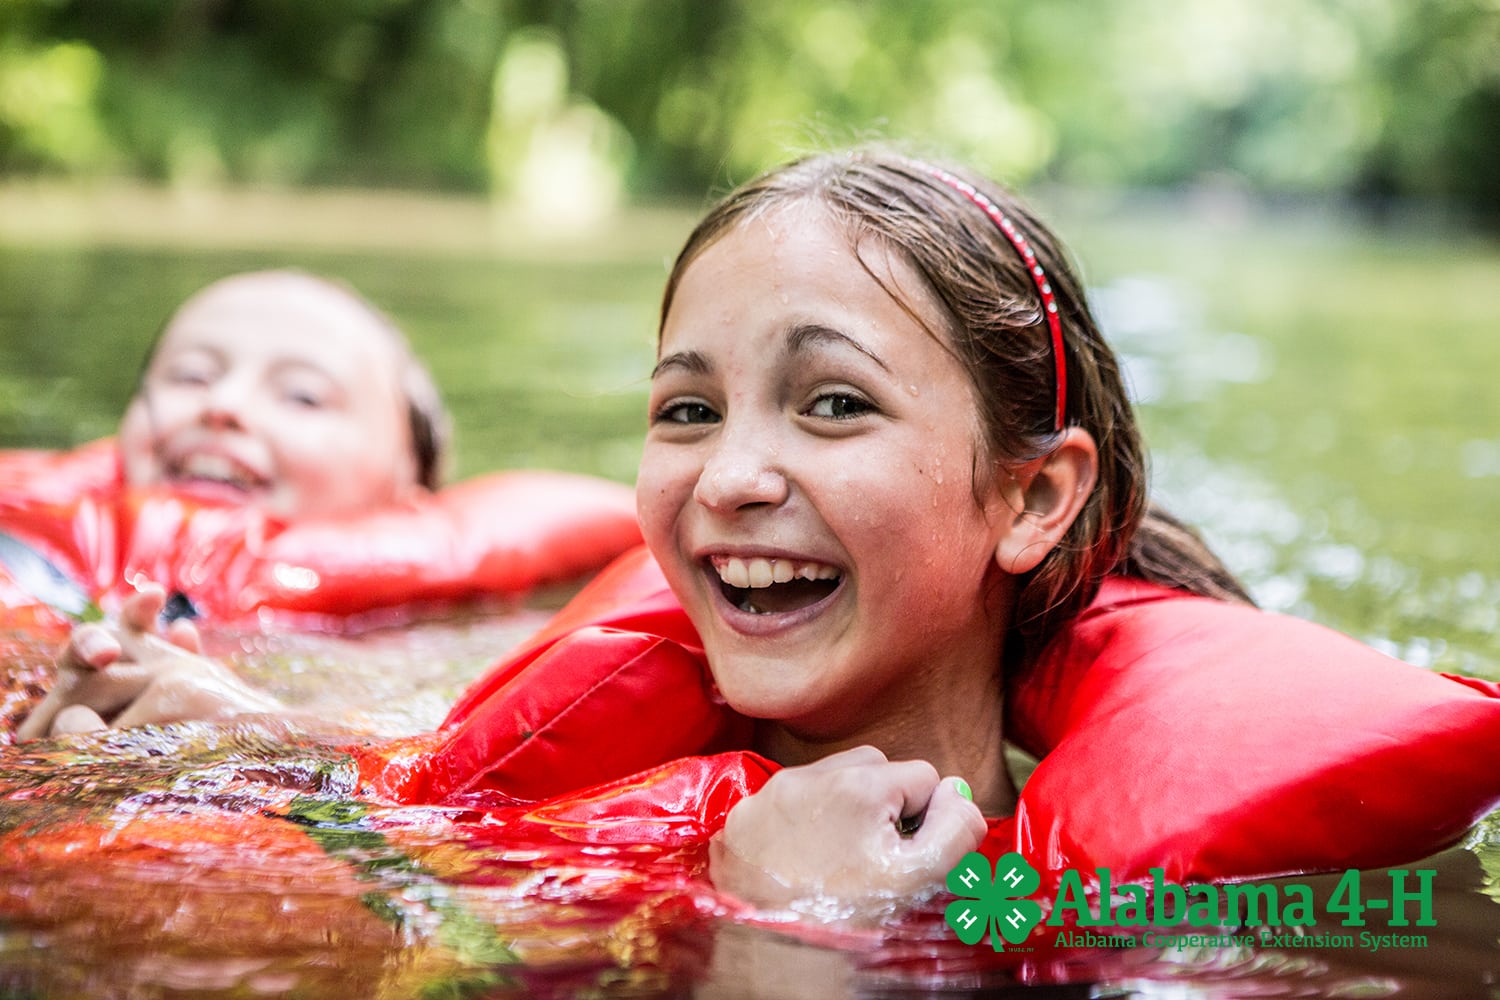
[0,0,1496,224]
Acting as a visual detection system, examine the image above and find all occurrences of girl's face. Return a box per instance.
[638,205,1020,746]
[118,272,418,520]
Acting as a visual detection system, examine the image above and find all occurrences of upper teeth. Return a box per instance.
[713,556,840,589]
[177,454,256,487]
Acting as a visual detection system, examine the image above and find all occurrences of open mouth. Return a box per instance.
[166,453,269,493]
[710,555,842,615]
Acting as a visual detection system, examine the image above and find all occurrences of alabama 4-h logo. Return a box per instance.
[945,851,1043,950]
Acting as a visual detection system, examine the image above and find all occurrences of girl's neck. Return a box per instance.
[754,666,1018,816]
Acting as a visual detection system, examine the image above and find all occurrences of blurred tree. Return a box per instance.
[0,0,1495,222]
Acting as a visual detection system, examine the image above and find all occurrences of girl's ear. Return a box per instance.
[992,428,1099,575]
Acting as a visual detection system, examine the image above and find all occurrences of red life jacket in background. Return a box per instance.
[363,547,1500,887]
[0,440,643,632]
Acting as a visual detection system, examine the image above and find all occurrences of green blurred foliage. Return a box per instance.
[0,0,1496,219]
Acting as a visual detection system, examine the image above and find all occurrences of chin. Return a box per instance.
[709,659,831,724]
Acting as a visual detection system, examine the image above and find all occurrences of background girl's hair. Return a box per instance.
[391,327,450,492]
[661,146,1251,666]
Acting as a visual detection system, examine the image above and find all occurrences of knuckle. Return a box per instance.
[905,759,940,785]
[842,744,887,763]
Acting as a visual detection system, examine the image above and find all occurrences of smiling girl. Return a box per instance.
[638,147,1251,906]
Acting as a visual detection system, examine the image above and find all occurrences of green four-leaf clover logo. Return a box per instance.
[944,851,1043,950]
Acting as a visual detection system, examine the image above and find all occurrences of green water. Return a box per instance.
[1,191,1498,679]
[1063,198,1500,678]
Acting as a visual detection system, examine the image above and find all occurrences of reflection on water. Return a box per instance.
[2,201,1499,995]
[3,710,1497,998]
[203,609,556,738]
[3,613,1498,1000]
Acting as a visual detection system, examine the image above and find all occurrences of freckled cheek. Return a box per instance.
[118,411,160,485]
[634,453,692,543]
[304,406,395,450]
[130,392,192,436]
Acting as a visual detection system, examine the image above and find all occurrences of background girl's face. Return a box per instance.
[118,272,418,520]
[638,204,1020,746]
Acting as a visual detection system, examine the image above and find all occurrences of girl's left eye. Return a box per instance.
[281,386,328,409]
[808,393,873,420]
[654,400,720,425]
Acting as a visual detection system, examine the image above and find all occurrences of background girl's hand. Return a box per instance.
[709,745,987,918]
[15,585,281,739]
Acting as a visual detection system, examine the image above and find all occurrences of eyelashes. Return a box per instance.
[807,392,874,420]
[651,400,720,425]
[650,391,879,429]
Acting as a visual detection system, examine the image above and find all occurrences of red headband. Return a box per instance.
[922,166,1067,432]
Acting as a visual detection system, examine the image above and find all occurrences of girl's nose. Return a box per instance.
[693,424,790,513]
[198,374,251,430]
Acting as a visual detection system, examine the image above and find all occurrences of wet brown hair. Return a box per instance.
[138,269,450,491]
[659,147,1250,664]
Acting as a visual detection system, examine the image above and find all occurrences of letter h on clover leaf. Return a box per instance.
[944,852,1043,950]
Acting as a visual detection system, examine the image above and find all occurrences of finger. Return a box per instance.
[905,777,988,868]
[51,704,108,736]
[165,618,202,654]
[120,584,167,633]
[16,626,116,738]
[15,683,74,740]
[879,758,944,826]
[65,624,123,671]
[802,745,888,773]
[55,662,157,719]
[116,626,206,667]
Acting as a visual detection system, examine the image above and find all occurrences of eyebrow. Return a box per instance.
[785,323,891,373]
[650,323,892,379]
[651,350,712,379]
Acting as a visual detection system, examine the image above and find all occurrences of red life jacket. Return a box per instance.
[363,546,1500,886]
[0,440,643,631]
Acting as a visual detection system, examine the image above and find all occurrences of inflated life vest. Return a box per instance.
[0,440,643,631]
[366,546,1500,888]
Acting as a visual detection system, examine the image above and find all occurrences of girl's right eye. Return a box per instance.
[155,351,221,388]
[162,366,213,387]
[654,400,720,425]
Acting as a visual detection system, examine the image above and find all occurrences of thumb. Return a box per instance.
[51,705,108,736]
[68,624,123,671]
